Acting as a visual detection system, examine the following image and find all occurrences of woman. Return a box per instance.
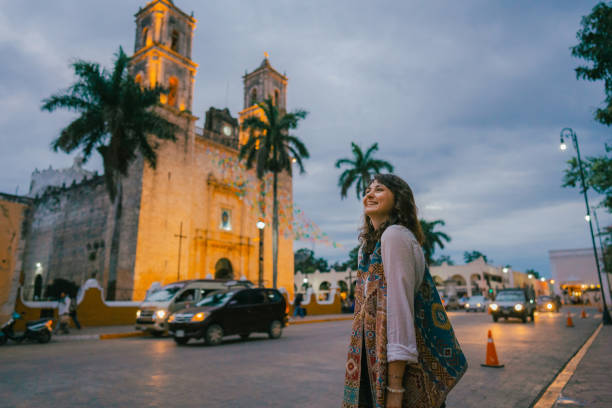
[342,174,466,408]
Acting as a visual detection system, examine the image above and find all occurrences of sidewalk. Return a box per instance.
[553,324,612,407]
[51,313,354,342]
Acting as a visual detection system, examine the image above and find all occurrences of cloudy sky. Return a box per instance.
[2,0,611,278]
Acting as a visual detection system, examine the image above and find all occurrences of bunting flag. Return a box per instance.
[203,147,342,248]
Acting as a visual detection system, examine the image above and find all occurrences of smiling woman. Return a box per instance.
[342,174,467,408]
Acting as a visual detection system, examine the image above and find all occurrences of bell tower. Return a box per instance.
[130,0,198,112]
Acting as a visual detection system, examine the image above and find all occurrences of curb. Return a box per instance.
[288,316,353,325]
[100,332,148,340]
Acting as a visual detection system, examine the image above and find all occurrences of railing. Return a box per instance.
[195,126,239,150]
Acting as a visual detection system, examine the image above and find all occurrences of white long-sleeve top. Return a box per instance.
[361,225,425,363]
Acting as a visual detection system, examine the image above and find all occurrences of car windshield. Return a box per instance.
[469,296,485,302]
[144,284,185,302]
[197,290,236,307]
[538,296,553,302]
[495,292,525,302]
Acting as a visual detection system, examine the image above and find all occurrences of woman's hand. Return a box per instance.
[386,390,403,408]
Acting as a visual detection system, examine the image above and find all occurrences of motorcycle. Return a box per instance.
[0,312,53,345]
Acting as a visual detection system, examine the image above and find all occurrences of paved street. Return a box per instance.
[0,309,601,408]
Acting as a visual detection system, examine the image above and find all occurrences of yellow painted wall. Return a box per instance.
[0,196,28,322]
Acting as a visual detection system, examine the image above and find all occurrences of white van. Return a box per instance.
[135,279,253,336]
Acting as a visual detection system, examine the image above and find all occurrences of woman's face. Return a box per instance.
[363,180,395,219]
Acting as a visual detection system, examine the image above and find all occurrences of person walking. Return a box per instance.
[293,292,305,318]
[341,174,467,408]
[69,294,81,329]
[56,292,71,334]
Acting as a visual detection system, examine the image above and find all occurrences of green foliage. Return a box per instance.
[420,219,451,265]
[335,142,394,200]
[331,245,360,271]
[463,250,490,264]
[563,146,612,212]
[240,98,309,288]
[294,248,329,274]
[572,2,612,125]
[432,254,454,266]
[525,269,540,279]
[41,47,178,201]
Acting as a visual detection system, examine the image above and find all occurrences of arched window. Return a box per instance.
[142,27,151,47]
[171,29,180,52]
[319,281,331,291]
[168,77,179,107]
[274,89,280,106]
[250,88,258,106]
[214,258,234,280]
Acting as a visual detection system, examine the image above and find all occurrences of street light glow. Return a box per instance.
[256,221,265,229]
[303,278,308,283]
[585,215,591,222]
[528,274,534,279]
[540,277,546,282]
[550,279,555,284]
[560,142,567,151]
[502,267,509,273]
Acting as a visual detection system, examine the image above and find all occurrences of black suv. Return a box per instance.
[167,288,288,345]
[489,288,536,323]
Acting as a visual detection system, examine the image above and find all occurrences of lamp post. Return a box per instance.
[560,127,612,324]
[592,207,612,305]
[256,220,265,288]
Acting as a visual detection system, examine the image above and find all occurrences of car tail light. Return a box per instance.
[285,303,289,315]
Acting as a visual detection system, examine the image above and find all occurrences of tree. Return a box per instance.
[464,250,490,264]
[563,147,612,212]
[432,254,455,266]
[335,142,394,200]
[294,248,329,274]
[240,98,309,288]
[525,269,540,279]
[572,2,612,126]
[420,219,451,265]
[41,47,178,299]
[331,245,360,271]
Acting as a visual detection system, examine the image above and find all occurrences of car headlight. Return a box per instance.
[477,303,481,307]
[191,312,207,322]
[546,303,553,310]
[514,304,524,311]
[136,310,141,318]
[155,310,166,319]
[465,304,470,308]
[167,314,175,323]
[490,304,498,311]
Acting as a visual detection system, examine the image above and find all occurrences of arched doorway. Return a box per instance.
[214,258,234,280]
[34,274,43,300]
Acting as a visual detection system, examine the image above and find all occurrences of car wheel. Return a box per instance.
[268,320,282,339]
[240,333,250,340]
[174,337,189,345]
[492,315,498,322]
[152,331,164,337]
[0,335,6,345]
[205,324,224,346]
[37,329,51,344]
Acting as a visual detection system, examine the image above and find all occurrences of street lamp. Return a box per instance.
[559,127,612,325]
[257,220,265,288]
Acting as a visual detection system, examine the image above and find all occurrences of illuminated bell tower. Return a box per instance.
[130,0,197,112]
[239,54,288,144]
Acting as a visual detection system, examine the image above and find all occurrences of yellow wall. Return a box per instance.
[0,196,29,322]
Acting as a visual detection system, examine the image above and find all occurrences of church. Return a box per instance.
[1,0,296,303]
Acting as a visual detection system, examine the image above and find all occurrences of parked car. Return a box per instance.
[168,287,288,346]
[464,295,488,312]
[442,296,461,311]
[135,279,253,336]
[536,296,559,313]
[458,296,469,309]
[489,288,536,323]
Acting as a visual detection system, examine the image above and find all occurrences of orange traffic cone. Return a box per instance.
[481,330,504,368]
[566,311,574,327]
[581,308,587,319]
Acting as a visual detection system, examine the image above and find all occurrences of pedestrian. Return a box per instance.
[69,294,81,329]
[56,292,71,334]
[293,292,305,318]
[341,174,467,408]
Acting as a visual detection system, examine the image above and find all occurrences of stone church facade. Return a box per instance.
[13,0,295,301]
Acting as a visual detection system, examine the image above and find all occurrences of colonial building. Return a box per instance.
[8,0,295,302]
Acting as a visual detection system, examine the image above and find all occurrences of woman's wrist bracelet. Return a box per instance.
[386,386,405,393]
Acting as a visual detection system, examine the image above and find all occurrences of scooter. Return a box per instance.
[0,312,53,345]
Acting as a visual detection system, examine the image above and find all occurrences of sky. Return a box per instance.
[1,0,611,278]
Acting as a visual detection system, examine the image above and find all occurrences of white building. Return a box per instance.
[549,248,612,304]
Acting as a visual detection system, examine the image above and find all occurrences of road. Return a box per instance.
[0,309,601,408]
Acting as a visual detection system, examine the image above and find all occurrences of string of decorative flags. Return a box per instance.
[203,146,342,248]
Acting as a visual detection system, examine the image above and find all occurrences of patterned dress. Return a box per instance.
[342,241,467,408]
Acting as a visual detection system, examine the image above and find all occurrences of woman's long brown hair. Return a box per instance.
[359,174,425,256]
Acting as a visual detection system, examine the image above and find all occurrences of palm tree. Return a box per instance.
[240,97,309,289]
[420,219,451,265]
[335,142,394,200]
[41,47,178,299]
